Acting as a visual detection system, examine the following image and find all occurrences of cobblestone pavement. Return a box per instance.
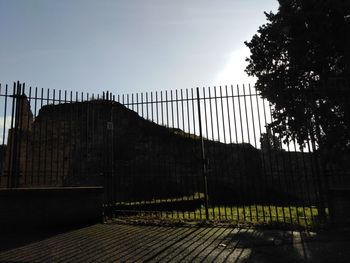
[0,223,349,262]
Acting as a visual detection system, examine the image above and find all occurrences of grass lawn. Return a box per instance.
[113,196,327,228]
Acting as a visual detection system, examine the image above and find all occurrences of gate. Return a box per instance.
[0,81,334,227]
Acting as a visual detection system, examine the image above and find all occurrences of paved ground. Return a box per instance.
[0,223,349,262]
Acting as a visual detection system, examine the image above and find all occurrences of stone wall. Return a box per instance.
[0,187,103,231]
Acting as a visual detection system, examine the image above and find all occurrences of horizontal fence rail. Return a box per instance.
[1,81,347,227]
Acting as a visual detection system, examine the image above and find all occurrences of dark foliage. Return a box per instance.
[245,0,350,154]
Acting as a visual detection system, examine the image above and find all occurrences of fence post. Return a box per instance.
[10,82,22,188]
[196,87,209,220]
[109,92,116,217]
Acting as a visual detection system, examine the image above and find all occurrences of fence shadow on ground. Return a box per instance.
[1,223,349,262]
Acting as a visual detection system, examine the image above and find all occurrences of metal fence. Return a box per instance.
[0,81,340,227]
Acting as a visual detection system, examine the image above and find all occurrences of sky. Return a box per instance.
[0,0,278,95]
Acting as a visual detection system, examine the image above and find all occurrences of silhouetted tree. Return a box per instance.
[245,0,350,154]
[260,128,282,152]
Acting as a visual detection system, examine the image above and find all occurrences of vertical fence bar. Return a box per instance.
[247,84,260,222]
[286,141,300,225]
[31,87,38,185]
[225,85,236,221]
[186,88,200,219]
[9,82,18,188]
[37,88,44,185]
[267,102,285,223]
[175,89,185,219]
[293,140,308,226]
[219,86,228,220]
[42,88,49,185]
[261,97,279,222]
[254,88,269,223]
[56,90,62,185]
[13,82,20,188]
[196,87,209,220]
[230,85,242,222]
[16,83,25,186]
[0,85,8,187]
[62,90,67,186]
[242,84,255,222]
[169,90,180,219]
[24,85,31,185]
[155,91,159,124]
[201,88,209,221]
[0,85,1,184]
[237,85,249,221]
[207,87,216,220]
[310,132,327,223]
[111,93,116,217]
[49,89,55,185]
[213,86,222,219]
[191,88,201,218]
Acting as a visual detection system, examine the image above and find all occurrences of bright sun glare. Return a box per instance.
[214,47,256,86]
